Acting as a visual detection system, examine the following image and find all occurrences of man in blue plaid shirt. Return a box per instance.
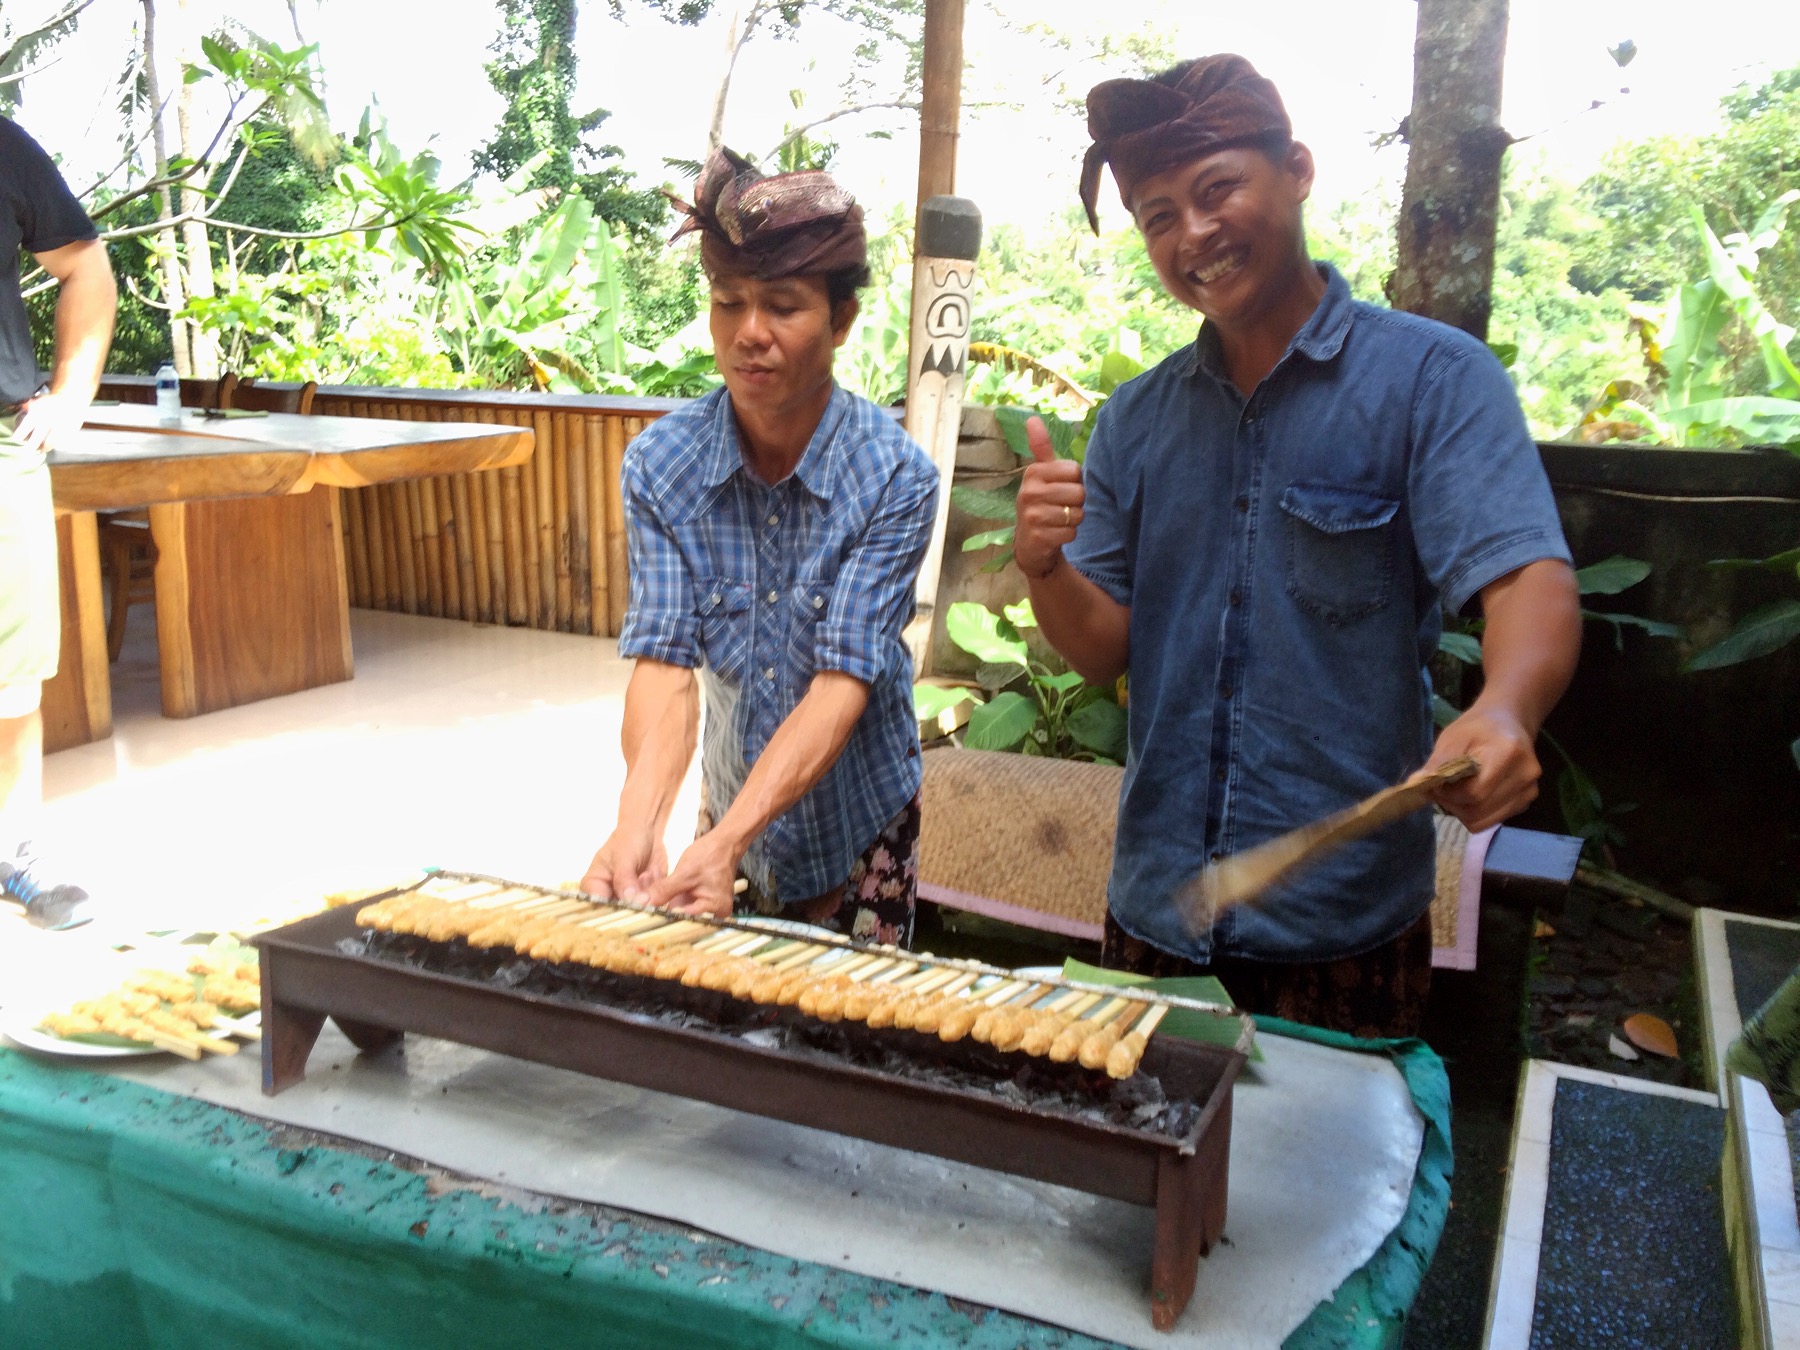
[581,150,938,946]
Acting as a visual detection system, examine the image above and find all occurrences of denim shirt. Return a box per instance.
[1066,264,1571,962]
[617,385,939,904]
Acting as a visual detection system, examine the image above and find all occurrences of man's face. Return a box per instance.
[1131,142,1315,328]
[708,271,854,417]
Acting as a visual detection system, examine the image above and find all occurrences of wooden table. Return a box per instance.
[43,407,532,750]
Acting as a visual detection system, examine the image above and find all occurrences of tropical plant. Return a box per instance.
[951,342,1144,572]
[914,600,1127,764]
[1684,547,1800,774]
[1433,555,1684,855]
[1573,191,1800,448]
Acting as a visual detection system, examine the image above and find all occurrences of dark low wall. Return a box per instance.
[1534,444,1800,910]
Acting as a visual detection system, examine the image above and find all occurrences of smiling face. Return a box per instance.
[1131,141,1317,333]
[708,271,856,425]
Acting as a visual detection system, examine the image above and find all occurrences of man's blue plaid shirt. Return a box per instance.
[617,384,938,904]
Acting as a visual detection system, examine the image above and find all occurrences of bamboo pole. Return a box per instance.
[550,412,572,631]
[434,475,462,621]
[585,413,609,636]
[568,413,593,635]
[518,412,543,630]
[364,483,392,612]
[534,408,556,630]
[451,470,479,622]
[604,415,629,637]
[475,410,511,626]
[390,480,419,615]
[416,475,443,618]
[341,485,372,609]
[469,451,498,623]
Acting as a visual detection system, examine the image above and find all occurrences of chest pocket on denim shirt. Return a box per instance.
[1279,483,1400,626]
[785,576,834,675]
[697,579,753,680]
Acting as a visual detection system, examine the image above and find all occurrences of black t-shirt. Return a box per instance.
[2,117,98,405]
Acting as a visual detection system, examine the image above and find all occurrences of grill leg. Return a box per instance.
[334,1016,403,1055]
[1150,1089,1232,1333]
[262,1002,326,1096]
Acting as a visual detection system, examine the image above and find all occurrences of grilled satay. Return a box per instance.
[1076,999,1141,1069]
[1019,992,1103,1056]
[745,944,832,1003]
[809,957,904,1021]
[972,983,1050,1046]
[794,954,884,1016]
[420,888,551,943]
[941,979,1031,1044]
[865,967,959,1028]
[838,962,925,1022]
[467,899,593,949]
[1105,1003,1170,1079]
[1051,996,1130,1063]
[897,972,980,1032]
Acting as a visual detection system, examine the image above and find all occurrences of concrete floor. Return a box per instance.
[5,608,702,985]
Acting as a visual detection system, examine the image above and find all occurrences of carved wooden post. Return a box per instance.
[1390,0,1512,340]
[902,197,981,673]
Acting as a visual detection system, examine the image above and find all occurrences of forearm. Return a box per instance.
[1026,560,1131,686]
[47,245,115,400]
[707,672,869,859]
[1471,559,1581,736]
[615,660,700,836]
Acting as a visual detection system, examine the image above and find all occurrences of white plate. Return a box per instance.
[2,1015,163,1058]
[735,916,841,941]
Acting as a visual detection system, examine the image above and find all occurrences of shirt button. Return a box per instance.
[764,667,776,681]
[1228,589,1242,607]
[1234,496,1249,513]
[767,514,780,527]
[709,592,722,605]
[766,589,779,604]
[812,595,824,609]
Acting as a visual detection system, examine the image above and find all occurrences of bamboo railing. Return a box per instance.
[96,378,686,638]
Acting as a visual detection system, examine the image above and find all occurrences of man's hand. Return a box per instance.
[1426,706,1540,834]
[13,389,88,454]
[1013,415,1084,579]
[581,827,668,903]
[645,832,740,920]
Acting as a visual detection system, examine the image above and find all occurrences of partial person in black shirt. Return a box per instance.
[0,116,117,930]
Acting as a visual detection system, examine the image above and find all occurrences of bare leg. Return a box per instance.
[0,707,41,850]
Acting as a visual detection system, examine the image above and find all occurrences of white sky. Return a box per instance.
[12,0,1800,234]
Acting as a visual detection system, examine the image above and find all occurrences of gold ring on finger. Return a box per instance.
[1062,505,1072,527]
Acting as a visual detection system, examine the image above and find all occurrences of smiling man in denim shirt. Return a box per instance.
[1014,56,1582,1037]
[581,150,937,946]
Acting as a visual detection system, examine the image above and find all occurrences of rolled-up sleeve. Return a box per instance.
[1407,341,1572,616]
[1063,407,1133,607]
[814,454,938,685]
[615,453,701,667]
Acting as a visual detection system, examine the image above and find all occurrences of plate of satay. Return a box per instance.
[2,943,263,1060]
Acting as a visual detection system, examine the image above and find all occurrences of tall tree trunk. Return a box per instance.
[173,0,220,377]
[141,0,190,374]
[706,2,755,155]
[1390,0,1511,341]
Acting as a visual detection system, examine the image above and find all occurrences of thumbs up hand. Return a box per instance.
[1013,416,1085,580]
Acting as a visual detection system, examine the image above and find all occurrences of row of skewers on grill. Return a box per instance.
[357,877,1196,1080]
[37,951,263,1059]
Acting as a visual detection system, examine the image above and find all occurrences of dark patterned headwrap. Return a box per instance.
[1079,54,1291,232]
[668,147,867,280]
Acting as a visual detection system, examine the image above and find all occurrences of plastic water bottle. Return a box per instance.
[155,362,180,423]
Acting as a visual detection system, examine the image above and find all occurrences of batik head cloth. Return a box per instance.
[1079,54,1291,232]
[668,147,867,280]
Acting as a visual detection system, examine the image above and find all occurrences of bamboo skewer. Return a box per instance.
[1106,1003,1170,1080]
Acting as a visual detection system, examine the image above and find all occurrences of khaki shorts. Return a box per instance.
[0,411,59,712]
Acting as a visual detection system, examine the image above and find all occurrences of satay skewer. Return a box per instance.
[902,972,981,1033]
[1051,996,1131,1063]
[972,982,1051,1046]
[1020,991,1103,1056]
[1105,1003,1171,1079]
[839,960,925,1022]
[1076,998,1145,1069]
[868,966,960,1028]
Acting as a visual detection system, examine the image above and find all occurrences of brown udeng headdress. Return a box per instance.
[668,147,867,280]
[1079,54,1291,232]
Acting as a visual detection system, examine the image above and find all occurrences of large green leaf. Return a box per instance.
[913,684,980,719]
[1437,631,1482,665]
[1098,348,1145,393]
[944,602,1029,666]
[993,405,1082,461]
[1583,609,1685,650]
[961,526,1015,552]
[1668,396,1800,443]
[1037,670,1086,693]
[965,690,1040,750]
[1067,698,1128,760]
[1431,694,1461,730]
[1685,599,1800,670]
[1693,200,1800,398]
[950,481,1020,522]
[1661,280,1730,409]
[1709,548,1800,576]
[1575,555,1652,596]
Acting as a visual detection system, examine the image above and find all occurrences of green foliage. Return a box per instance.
[923,600,1126,762]
[474,0,664,240]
